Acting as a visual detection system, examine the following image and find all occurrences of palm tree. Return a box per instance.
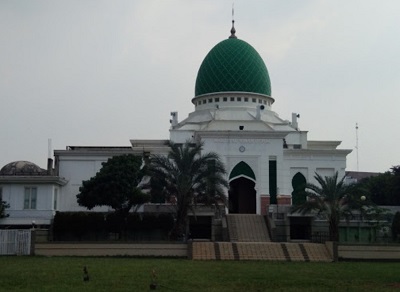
[147,140,228,240]
[292,172,362,242]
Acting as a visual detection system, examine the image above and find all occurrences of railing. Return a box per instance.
[0,230,32,255]
[311,232,330,243]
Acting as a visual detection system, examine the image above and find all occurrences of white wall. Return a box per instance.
[0,184,57,225]
[201,135,285,214]
[283,151,348,195]
[57,155,111,212]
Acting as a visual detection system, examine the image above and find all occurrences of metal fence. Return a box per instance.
[0,230,32,255]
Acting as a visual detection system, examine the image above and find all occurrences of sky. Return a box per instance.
[1,0,399,173]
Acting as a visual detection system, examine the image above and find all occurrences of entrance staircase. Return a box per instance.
[226,214,270,242]
[191,214,332,262]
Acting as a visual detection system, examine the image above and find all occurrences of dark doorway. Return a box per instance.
[292,172,307,205]
[269,160,277,204]
[229,177,256,214]
[189,216,212,240]
[290,217,312,240]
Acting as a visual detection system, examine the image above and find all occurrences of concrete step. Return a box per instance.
[190,242,216,260]
[191,242,332,262]
[226,214,270,242]
[301,243,333,262]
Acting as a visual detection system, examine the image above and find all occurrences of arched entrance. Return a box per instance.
[291,172,307,205]
[290,172,311,240]
[228,162,256,214]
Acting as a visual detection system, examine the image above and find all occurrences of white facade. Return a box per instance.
[1,184,56,225]
[131,90,351,215]
[54,147,134,212]
[0,162,67,226]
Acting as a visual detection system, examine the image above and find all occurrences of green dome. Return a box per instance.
[195,38,271,97]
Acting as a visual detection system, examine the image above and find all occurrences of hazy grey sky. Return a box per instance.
[1,1,399,173]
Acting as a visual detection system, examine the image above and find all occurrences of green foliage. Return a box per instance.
[392,212,400,241]
[147,172,167,203]
[76,154,150,213]
[53,212,107,240]
[292,172,368,241]
[147,140,228,239]
[53,212,174,241]
[0,200,9,218]
[358,166,400,205]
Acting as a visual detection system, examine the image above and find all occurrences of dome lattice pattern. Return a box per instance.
[195,38,271,97]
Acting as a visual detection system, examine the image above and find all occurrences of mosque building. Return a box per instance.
[0,22,351,239]
[132,21,351,215]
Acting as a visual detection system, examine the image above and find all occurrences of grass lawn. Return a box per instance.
[0,257,399,291]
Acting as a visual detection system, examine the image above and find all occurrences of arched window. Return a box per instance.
[229,161,256,181]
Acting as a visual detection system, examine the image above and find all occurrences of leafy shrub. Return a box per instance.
[53,212,174,241]
[392,212,400,241]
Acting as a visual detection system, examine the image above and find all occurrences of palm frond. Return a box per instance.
[146,140,228,239]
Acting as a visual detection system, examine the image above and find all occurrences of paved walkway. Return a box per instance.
[191,242,332,262]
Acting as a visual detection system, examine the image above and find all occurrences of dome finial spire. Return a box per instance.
[229,3,237,39]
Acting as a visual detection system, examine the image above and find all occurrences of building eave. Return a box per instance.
[284,149,353,156]
[54,149,134,157]
[0,176,68,186]
[130,139,170,156]
[195,130,290,139]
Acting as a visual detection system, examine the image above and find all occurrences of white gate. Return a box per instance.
[0,230,32,255]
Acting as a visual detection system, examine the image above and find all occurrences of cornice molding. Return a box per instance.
[0,176,68,185]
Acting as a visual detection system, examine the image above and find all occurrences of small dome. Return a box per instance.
[0,161,46,175]
[195,37,271,97]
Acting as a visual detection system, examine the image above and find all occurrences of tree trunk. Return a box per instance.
[171,205,188,241]
[329,218,339,242]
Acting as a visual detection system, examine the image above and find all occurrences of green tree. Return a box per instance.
[358,166,400,206]
[76,154,150,230]
[292,172,365,241]
[147,141,228,240]
[392,212,400,241]
[390,166,400,204]
[0,200,9,218]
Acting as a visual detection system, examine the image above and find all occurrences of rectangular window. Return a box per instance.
[215,97,220,102]
[223,97,227,102]
[53,188,58,210]
[244,97,249,102]
[203,99,206,104]
[24,187,37,209]
[252,98,256,103]
[230,97,235,101]
[208,98,212,103]
[237,97,242,101]
[269,160,277,204]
